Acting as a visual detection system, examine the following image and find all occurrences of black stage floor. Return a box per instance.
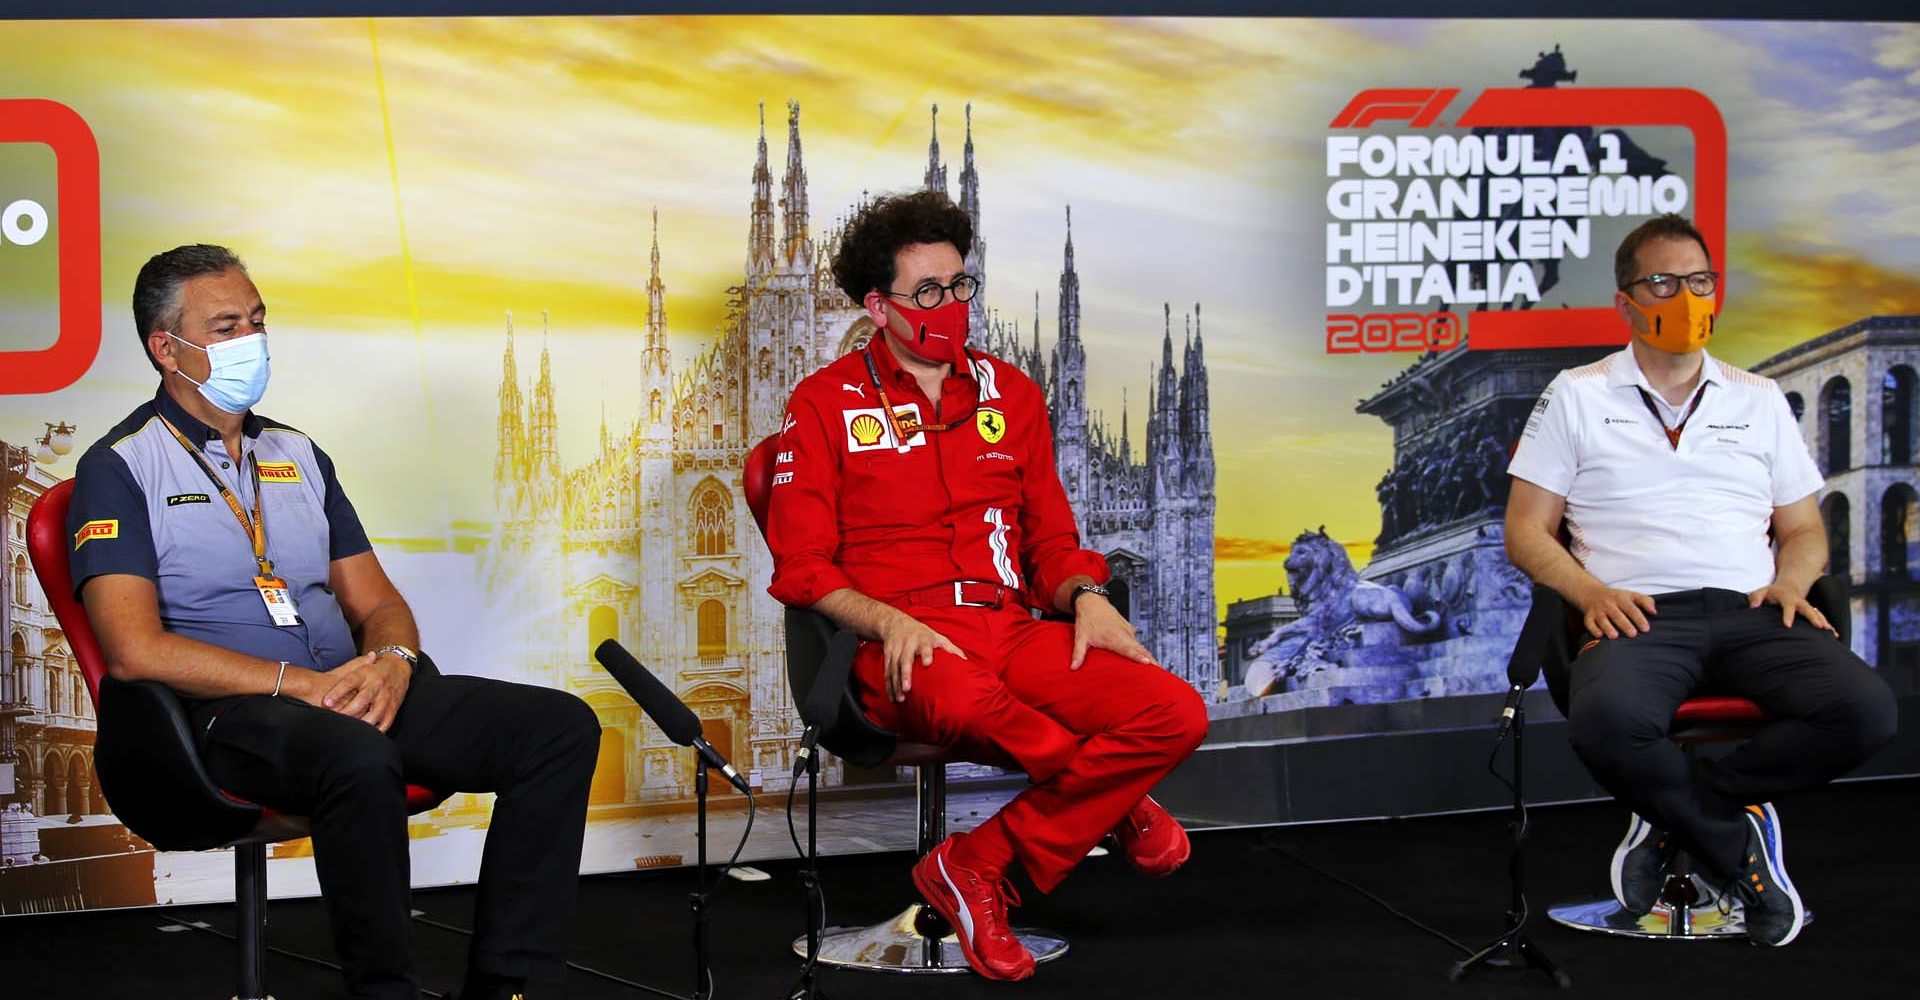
[4,777,1915,999]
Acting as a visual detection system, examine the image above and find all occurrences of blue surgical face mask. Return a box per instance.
[168,331,270,414]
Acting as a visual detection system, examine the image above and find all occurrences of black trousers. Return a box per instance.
[190,660,600,999]
[1566,588,1897,877]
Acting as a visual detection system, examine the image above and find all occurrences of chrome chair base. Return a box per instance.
[791,904,1070,974]
[1548,898,1814,940]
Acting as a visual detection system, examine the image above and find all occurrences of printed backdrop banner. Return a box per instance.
[1,16,1917,914]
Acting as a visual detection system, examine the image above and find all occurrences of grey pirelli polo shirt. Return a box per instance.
[66,389,373,672]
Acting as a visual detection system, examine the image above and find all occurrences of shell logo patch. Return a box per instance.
[255,461,302,483]
[849,413,886,447]
[976,408,1007,444]
[842,405,926,453]
[74,519,118,549]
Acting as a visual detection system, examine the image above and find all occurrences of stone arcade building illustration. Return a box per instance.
[1753,314,1920,694]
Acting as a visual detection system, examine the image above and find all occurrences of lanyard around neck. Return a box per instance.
[1634,382,1708,450]
[862,348,978,439]
[158,416,275,579]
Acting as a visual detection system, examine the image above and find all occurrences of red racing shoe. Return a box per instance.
[911,834,1036,981]
[1113,795,1190,877]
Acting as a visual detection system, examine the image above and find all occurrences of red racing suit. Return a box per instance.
[767,337,1206,891]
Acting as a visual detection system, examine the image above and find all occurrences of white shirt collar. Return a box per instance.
[1607,343,1722,397]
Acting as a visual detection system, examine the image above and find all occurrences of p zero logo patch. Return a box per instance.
[843,405,926,453]
[255,461,302,483]
[0,99,102,395]
[976,408,1007,444]
[167,493,211,507]
[73,519,117,549]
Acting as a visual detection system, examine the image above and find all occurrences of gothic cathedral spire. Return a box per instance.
[924,103,948,197]
[958,103,986,338]
[1053,206,1088,525]
[494,311,525,496]
[748,102,775,276]
[779,99,810,266]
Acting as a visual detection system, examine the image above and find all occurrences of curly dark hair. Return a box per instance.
[1614,214,1710,291]
[830,190,972,302]
[132,244,247,372]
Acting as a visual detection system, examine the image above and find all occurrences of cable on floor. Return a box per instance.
[1252,833,1476,956]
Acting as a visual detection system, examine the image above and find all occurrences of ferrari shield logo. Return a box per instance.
[976,408,1007,444]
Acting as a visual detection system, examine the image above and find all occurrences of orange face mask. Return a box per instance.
[1629,290,1716,354]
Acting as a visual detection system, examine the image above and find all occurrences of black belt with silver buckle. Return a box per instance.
[906,580,1010,609]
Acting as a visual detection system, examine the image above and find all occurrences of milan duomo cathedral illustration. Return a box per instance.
[479,102,1214,806]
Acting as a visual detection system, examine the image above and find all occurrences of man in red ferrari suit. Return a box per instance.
[766,191,1208,980]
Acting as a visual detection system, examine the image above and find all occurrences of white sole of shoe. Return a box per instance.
[1746,811,1805,946]
[1610,813,1651,909]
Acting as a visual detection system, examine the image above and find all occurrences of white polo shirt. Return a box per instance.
[1508,346,1823,596]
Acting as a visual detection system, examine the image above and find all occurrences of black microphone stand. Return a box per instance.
[1449,698,1570,988]
[691,764,713,1000]
[789,741,832,1000]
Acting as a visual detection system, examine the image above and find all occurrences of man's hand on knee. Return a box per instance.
[322,651,413,731]
[877,608,966,703]
[1071,593,1157,669]
[1576,585,1657,640]
[1747,583,1838,637]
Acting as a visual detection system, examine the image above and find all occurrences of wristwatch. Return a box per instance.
[1070,583,1111,609]
[372,644,418,668]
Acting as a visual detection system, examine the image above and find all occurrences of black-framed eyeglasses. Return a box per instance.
[1621,270,1719,299]
[881,274,981,310]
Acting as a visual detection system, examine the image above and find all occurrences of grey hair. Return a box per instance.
[132,244,247,371]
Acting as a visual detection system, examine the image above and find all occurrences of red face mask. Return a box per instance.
[887,297,971,369]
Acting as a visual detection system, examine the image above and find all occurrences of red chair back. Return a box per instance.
[25,478,108,709]
[743,433,780,540]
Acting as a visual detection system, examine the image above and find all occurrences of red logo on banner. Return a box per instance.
[1330,89,1460,129]
[1323,87,1726,354]
[0,99,101,395]
[1455,88,1725,350]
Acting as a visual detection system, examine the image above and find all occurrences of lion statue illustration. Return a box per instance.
[1242,528,1441,698]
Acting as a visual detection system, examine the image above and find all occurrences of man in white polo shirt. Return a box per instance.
[1506,214,1896,947]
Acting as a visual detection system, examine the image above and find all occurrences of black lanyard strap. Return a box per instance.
[1634,383,1708,450]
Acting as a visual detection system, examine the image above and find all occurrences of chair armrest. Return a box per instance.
[782,606,898,768]
[95,677,262,851]
[1808,575,1851,647]
[1513,583,1577,718]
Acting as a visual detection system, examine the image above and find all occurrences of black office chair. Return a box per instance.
[744,434,1069,973]
[1538,575,1848,940]
[28,479,449,998]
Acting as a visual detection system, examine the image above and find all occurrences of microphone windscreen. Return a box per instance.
[1505,584,1559,689]
[594,639,702,746]
[799,629,858,729]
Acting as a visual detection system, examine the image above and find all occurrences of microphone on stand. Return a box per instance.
[791,629,858,778]
[595,639,752,795]
[1495,585,1558,739]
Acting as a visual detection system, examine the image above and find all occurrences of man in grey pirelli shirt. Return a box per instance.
[1505,214,1895,947]
[67,245,598,1000]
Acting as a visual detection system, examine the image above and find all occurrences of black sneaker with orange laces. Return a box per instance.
[1729,804,1804,947]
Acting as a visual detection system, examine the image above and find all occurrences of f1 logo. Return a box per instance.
[1329,89,1459,129]
[1452,88,1726,350]
[1,99,101,394]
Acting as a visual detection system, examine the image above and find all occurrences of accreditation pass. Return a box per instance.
[255,575,303,627]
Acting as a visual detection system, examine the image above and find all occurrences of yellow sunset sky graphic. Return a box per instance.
[2,16,1917,620]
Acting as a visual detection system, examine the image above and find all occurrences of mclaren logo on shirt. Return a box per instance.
[976,408,1007,444]
[843,404,926,453]
[256,461,302,483]
[74,519,118,548]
